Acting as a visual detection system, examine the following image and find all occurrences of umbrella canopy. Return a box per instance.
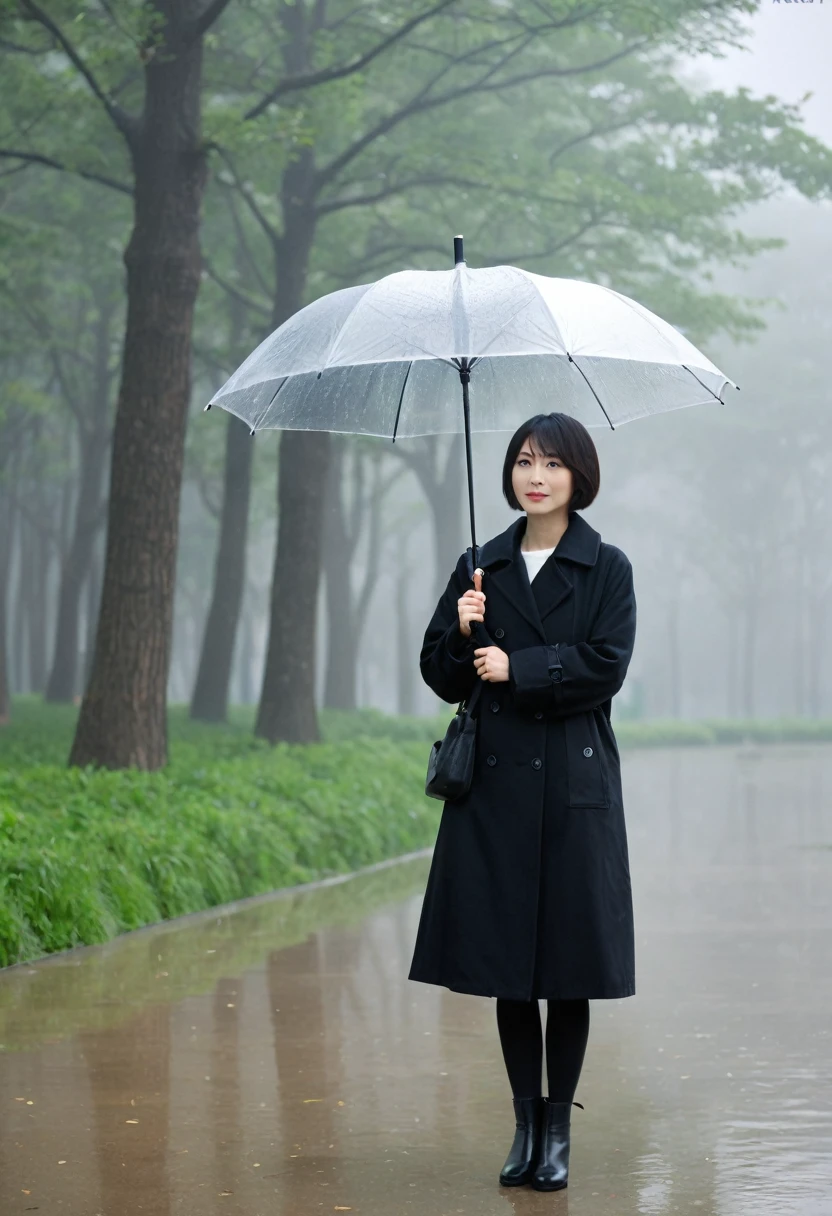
[208,259,736,440]
[206,240,736,580]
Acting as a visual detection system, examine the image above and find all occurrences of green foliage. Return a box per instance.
[0,699,441,966]
[3,698,832,967]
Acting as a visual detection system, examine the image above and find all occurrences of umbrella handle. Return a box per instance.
[470,568,490,647]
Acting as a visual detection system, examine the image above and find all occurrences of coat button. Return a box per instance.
[583,746,593,758]
[494,627,505,639]
[549,669,563,683]
[487,754,497,766]
[531,757,542,770]
[534,711,543,720]
[490,700,500,713]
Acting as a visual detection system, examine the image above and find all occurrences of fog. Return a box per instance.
[1,0,830,734]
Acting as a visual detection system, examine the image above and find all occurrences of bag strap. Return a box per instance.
[460,675,485,718]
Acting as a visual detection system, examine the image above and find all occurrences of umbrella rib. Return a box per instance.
[681,364,725,405]
[255,376,291,434]
[391,361,413,443]
[249,376,289,434]
[567,354,615,431]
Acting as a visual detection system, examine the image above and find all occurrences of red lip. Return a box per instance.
[526,493,547,500]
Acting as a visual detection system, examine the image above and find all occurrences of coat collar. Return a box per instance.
[474,512,601,642]
[477,511,601,571]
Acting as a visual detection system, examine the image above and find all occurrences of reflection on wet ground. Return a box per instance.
[1,744,831,1215]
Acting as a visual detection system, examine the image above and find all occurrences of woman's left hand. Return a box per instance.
[473,646,510,683]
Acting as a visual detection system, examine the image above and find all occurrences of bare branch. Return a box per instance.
[222,185,275,299]
[97,0,142,48]
[201,256,272,318]
[319,174,582,215]
[356,456,387,623]
[314,35,535,190]
[315,38,652,191]
[47,348,86,428]
[244,0,457,121]
[0,147,132,194]
[18,0,136,140]
[327,240,448,283]
[0,163,29,181]
[210,144,280,245]
[480,213,607,267]
[0,34,50,53]
[188,0,236,43]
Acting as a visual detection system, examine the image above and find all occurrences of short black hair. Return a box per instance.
[502,413,600,512]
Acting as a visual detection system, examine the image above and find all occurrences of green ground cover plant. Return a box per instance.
[1,698,831,966]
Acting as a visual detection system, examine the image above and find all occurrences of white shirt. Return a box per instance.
[521,545,556,583]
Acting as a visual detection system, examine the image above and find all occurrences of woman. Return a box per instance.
[408,412,637,1192]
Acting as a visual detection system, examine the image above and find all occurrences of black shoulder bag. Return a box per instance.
[424,556,491,802]
[424,678,484,802]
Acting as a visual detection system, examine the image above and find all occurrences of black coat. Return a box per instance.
[407,510,637,1002]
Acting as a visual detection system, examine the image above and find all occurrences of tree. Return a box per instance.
[0,176,126,703]
[205,0,832,740]
[1,0,241,766]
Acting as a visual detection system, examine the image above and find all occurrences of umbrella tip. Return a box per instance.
[204,402,212,411]
[453,235,465,266]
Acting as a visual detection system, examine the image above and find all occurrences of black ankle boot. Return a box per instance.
[530,1098,583,1191]
[498,1095,543,1186]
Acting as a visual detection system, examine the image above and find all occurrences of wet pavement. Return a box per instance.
[1,743,831,1215]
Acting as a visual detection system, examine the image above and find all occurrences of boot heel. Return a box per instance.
[499,1095,543,1187]
[530,1098,583,1191]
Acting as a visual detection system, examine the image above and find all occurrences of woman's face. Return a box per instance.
[511,436,573,516]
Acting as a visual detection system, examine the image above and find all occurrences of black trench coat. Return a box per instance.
[407,510,637,1002]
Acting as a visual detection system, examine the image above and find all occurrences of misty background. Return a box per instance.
[1,0,830,744]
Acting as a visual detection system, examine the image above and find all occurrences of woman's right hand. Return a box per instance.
[458,589,486,638]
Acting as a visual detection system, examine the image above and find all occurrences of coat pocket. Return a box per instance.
[564,711,610,808]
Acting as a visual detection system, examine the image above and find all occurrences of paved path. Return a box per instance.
[1,744,831,1214]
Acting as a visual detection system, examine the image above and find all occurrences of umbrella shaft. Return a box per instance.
[460,368,477,567]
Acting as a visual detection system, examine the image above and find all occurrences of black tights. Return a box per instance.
[496,998,590,1101]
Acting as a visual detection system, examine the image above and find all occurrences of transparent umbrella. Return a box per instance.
[206,236,737,572]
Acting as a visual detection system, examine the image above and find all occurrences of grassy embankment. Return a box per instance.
[1,696,831,966]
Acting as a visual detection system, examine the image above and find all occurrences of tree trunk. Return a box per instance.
[0,479,17,724]
[70,21,209,769]
[396,531,416,717]
[256,429,329,743]
[429,437,466,601]
[83,541,103,697]
[255,152,326,743]
[323,439,359,710]
[190,255,257,722]
[11,509,27,694]
[45,430,110,702]
[46,306,113,703]
[26,484,51,695]
[190,413,254,721]
[393,435,466,602]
